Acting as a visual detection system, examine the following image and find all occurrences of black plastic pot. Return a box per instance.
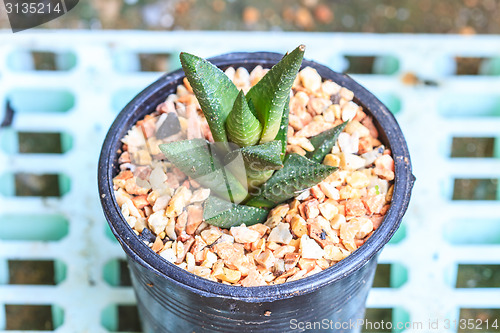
[98,52,414,333]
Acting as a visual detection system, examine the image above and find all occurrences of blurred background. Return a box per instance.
[1,0,500,33]
[1,1,500,332]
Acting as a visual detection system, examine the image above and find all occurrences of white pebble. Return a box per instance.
[299,67,322,92]
[230,224,261,244]
[342,101,359,122]
[267,222,293,245]
[338,132,359,155]
[296,189,311,201]
[225,67,235,81]
[149,166,168,191]
[148,210,169,234]
[160,248,176,263]
[153,195,170,212]
[234,67,250,88]
[321,80,341,96]
[300,235,325,259]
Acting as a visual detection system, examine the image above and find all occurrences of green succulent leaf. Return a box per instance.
[159,139,248,203]
[247,153,337,208]
[246,168,274,193]
[224,141,283,194]
[180,52,239,148]
[246,45,305,143]
[273,95,290,161]
[224,140,283,172]
[225,90,263,147]
[203,196,269,228]
[245,196,276,209]
[306,121,348,163]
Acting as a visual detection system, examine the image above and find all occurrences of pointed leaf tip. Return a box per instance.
[248,153,337,206]
[180,53,239,148]
[179,52,197,67]
[226,90,262,147]
[247,45,305,143]
[307,121,348,163]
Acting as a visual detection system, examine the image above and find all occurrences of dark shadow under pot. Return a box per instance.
[98,51,415,333]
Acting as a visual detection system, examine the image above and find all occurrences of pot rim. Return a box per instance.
[98,51,414,302]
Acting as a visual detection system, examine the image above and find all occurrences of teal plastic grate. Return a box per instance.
[1,31,500,332]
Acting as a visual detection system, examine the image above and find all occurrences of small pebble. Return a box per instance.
[139,228,156,244]
[156,112,181,139]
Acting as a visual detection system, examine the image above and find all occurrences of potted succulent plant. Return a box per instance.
[98,45,414,332]
[159,46,345,228]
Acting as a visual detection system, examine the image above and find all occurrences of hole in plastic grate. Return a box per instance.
[0,214,69,241]
[7,260,66,285]
[454,57,500,76]
[5,304,63,330]
[444,218,500,245]
[139,53,172,72]
[7,173,71,197]
[456,264,500,288]
[18,132,63,154]
[118,305,141,332]
[344,56,375,74]
[452,178,498,201]
[373,264,391,288]
[113,52,179,73]
[16,174,60,197]
[103,259,132,287]
[362,308,392,332]
[451,137,496,158]
[458,308,500,332]
[363,308,410,332]
[0,130,72,154]
[7,50,76,71]
[0,173,71,197]
[102,304,141,332]
[7,89,75,113]
[438,95,500,117]
[344,55,399,75]
[32,52,57,71]
[373,263,407,288]
[455,57,485,75]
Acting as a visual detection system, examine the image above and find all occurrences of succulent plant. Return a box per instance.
[159,45,347,228]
